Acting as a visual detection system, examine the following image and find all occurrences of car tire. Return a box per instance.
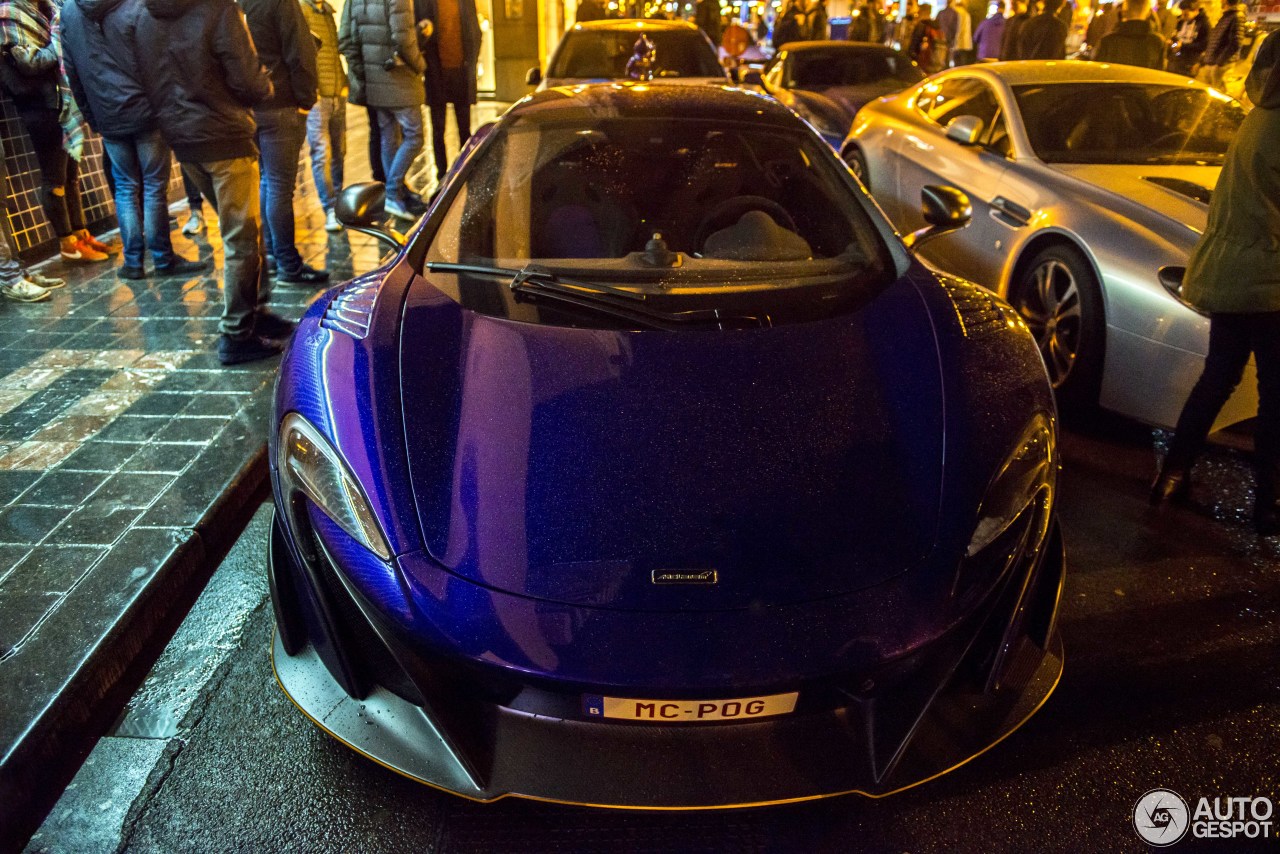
[1009,243,1104,406]
[843,147,870,190]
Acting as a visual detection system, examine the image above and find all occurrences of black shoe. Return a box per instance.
[254,310,297,340]
[276,263,330,285]
[217,333,283,365]
[155,257,210,277]
[1149,466,1191,506]
[118,265,146,280]
[404,191,428,215]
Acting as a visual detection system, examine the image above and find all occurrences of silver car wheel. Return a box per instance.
[1021,258,1082,388]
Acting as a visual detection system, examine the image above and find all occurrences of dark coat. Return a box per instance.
[339,0,424,108]
[239,0,318,111]
[1169,10,1209,72]
[1094,19,1165,69]
[1183,105,1280,313]
[1202,6,1239,67]
[999,11,1029,59]
[416,0,479,106]
[129,0,273,162]
[62,0,155,138]
[1016,11,1067,59]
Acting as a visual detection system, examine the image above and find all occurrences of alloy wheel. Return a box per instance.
[1017,259,1081,388]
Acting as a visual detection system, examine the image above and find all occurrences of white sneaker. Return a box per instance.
[325,209,343,232]
[385,198,415,221]
[2,278,50,302]
[182,211,205,235]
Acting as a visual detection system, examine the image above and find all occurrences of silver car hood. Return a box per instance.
[1049,163,1219,237]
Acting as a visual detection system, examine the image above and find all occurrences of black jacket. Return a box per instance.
[239,0,318,111]
[129,0,272,162]
[1094,19,1166,69]
[1202,6,1239,66]
[62,0,155,139]
[1017,12,1068,59]
[415,0,480,106]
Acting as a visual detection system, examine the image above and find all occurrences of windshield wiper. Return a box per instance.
[425,262,768,330]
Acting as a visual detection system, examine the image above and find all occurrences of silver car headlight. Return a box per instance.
[278,412,391,560]
[967,412,1056,558]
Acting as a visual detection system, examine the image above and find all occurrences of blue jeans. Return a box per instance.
[307,95,346,213]
[255,107,307,275]
[376,106,423,203]
[104,130,177,269]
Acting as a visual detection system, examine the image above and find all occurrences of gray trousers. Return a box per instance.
[184,157,270,338]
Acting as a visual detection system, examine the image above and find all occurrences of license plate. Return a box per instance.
[582,692,798,723]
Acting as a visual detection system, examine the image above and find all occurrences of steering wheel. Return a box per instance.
[693,196,799,251]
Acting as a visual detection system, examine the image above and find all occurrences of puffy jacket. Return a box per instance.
[1202,6,1239,67]
[62,0,155,138]
[1094,19,1166,69]
[338,0,423,109]
[300,0,343,98]
[129,0,272,162]
[240,0,317,110]
[1183,105,1280,313]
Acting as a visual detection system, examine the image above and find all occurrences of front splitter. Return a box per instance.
[272,631,1064,810]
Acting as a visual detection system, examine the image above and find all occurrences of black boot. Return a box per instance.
[1150,462,1191,506]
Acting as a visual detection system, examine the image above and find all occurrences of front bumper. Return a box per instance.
[270,511,1065,809]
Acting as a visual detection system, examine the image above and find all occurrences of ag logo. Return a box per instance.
[1134,789,1190,846]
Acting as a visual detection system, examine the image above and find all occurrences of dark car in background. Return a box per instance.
[270,82,1065,809]
[758,41,924,149]
[527,19,729,89]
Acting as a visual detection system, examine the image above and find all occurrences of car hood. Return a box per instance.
[1049,163,1219,235]
[398,277,945,611]
[543,76,729,90]
[792,84,902,121]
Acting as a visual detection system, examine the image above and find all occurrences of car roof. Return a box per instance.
[510,81,801,125]
[957,59,1210,87]
[570,18,702,32]
[779,40,900,54]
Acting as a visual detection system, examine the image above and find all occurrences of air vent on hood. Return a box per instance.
[320,276,379,338]
[938,278,1013,339]
[1142,176,1212,205]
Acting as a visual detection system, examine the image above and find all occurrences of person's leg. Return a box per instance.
[182,168,203,211]
[376,109,399,191]
[257,107,307,275]
[136,130,187,268]
[64,156,87,233]
[202,157,268,338]
[428,99,448,181]
[307,97,336,213]
[1247,312,1280,528]
[17,105,73,237]
[1163,313,1254,476]
[100,143,117,197]
[101,136,146,270]
[330,96,346,198]
[454,97,472,148]
[366,105,386,184]
[387,106,424,201]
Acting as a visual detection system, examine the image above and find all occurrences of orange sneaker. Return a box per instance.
[60,238,109,263]
[78,233,118,256]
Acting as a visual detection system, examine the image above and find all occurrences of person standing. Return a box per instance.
[0,0,112,264]
[301,0,346,234]
[418,0,480,191]
[62,0,208,280]
[1094,0,1165,68]
[937,0,972,65]
[847,0,886,42]
[242,0,326,285]
[973,1,1006,60]
[1168,0,1208,75]
[999,0,1030,58]
[340,0,425,221]
[1197,0,1240,89]
[909,4,948,71]
[694,0,720,45]
[1151,40,1280,536]
[130,0,293,364]
[1017,0,1069,59]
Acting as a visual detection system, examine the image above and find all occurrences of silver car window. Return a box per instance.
[915,77,1001,135]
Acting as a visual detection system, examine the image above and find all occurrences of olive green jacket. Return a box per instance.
[301,0,344,98]
[1184,105,1280,313]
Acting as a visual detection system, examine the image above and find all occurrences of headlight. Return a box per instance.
[967,412,1056,558]
[278,413,391,560]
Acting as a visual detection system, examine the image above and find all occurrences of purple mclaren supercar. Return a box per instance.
[267,82,1066,809]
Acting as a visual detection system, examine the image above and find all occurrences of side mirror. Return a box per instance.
[945,114,984,145]
[1158,265,1185,297]
[526,66,542,86]
[741,69,764,87]
[904,185,972,252]
[335,182,404,250]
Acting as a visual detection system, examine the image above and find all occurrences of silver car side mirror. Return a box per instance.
[905,185,972,252]
[945,115,985,145]
[526,66,542,86]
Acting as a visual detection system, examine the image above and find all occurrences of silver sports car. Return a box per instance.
[842,61,1255,429]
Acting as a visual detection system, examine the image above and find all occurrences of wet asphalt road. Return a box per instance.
[27,411,1280,853]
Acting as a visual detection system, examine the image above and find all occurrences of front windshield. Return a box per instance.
[1013,83,1245,165]
[425,114,891,291]
[788,51,923,89]
[548,30,724,79]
